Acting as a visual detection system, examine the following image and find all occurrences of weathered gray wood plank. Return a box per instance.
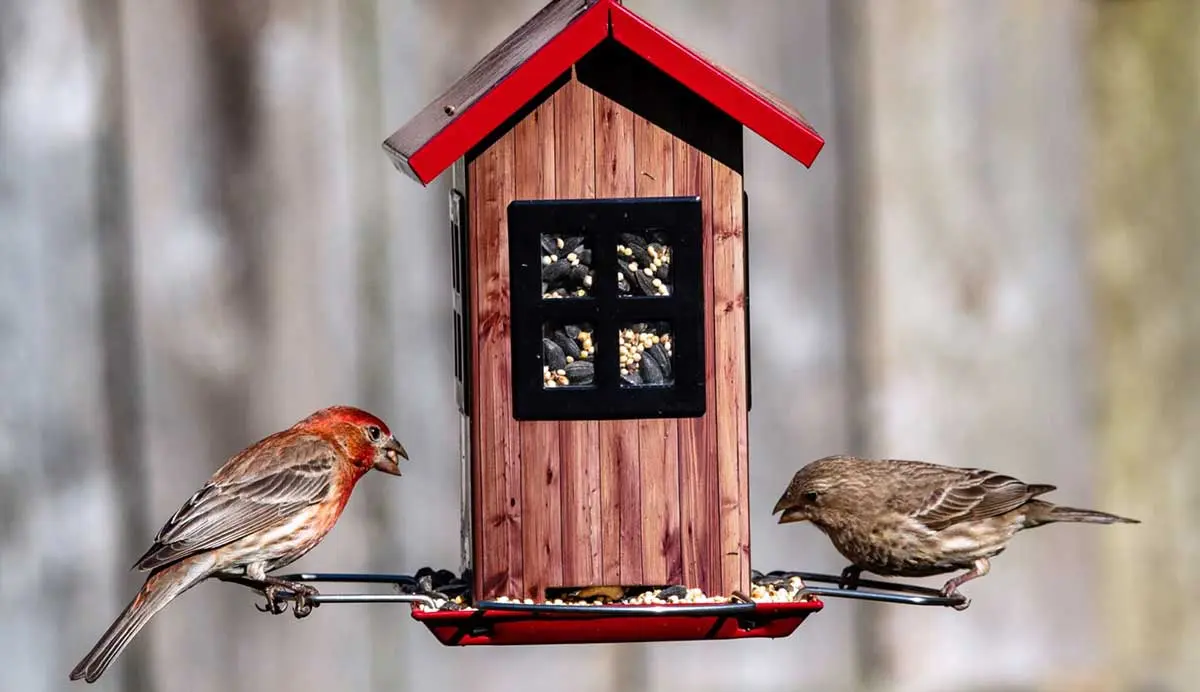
[1091,3,1200,690]
[859,3,1100,689]
[0,2,134,691]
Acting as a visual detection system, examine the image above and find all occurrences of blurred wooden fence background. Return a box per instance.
[1,1,1195,691]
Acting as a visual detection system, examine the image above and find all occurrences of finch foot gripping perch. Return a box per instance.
[838,565,862,591]
[260,575,321,618]
[937,557,990,611]
[219,574,324,618]
[258,577,322,618]
[759,570,969,609]
[256,584,290,615]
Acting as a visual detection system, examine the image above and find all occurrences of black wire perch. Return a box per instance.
[225,573,457,616]
[246,569,966,614]
[755,570,969,609]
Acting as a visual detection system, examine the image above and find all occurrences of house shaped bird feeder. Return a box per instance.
[378,0,832,646]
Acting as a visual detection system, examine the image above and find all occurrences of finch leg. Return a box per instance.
[939,557,990,611]
[213,574,290,614]
[219,574,320,616]
[258,576,321,619]
[839,565,863,591]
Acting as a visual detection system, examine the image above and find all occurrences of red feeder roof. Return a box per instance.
[384,0,825,185]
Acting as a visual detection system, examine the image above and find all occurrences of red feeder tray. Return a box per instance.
[410,599,824,646]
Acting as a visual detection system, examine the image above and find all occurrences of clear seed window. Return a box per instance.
[509,197,705,421]
[541,235,594,299]
[542,323,596,388]
[618,322,674,387]
[617,232,672,297]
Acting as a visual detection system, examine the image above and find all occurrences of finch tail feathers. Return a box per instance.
[1025,500,1140,527]
[70,559,210,684]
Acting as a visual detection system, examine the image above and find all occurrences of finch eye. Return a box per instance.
[802,491,819,503]
[366,425,382,442]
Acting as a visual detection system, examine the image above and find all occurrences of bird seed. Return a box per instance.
[617,230,671,297]
[543,322,595,388]
[541,234,593,299]
[412,572,812,612]
[618,322,673,387]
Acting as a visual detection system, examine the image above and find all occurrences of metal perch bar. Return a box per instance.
[270,573,440,610]
[778,571,968,608]
[257,570,964,610]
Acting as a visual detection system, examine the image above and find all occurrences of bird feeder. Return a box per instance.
[305,0,964,647]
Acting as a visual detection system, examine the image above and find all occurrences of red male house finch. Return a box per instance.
[773,455,1138,609]
[69,405,408,684]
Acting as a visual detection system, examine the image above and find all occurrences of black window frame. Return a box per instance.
[508,196,706,421]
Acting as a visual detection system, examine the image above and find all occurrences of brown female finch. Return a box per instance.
[69,405,408,684]
[773,455,1138,610]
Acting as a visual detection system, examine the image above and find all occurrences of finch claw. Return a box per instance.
[838,565,862,591]
[256,585,289,615]
[285,582,320,619]
[293,597,313,618]
[939,584,971,611]
[292,591,320,619]
[255,577,321,618]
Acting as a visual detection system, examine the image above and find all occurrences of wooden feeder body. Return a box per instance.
[465,53,747,603]
[384,0,824,607]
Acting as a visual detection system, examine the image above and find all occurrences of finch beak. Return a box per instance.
[773,495,805,524]
[374,438,408,476]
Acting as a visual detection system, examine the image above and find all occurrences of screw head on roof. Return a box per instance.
[443,105,456,116]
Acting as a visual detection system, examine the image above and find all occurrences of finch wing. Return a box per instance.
[133,434,336,572]
[903,465,1056,532]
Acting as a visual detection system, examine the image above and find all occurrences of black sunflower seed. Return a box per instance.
[542,259,570,284]
[568,264,590,286]
[656,585,688,600]
[561,236,585,254]
[639,352,665,384]
[647,343,672,379]
[553,330,581,359]
[619,232,646,251]
[564,360,594,385]
[633,270,657,296]
[543,338,566,371]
